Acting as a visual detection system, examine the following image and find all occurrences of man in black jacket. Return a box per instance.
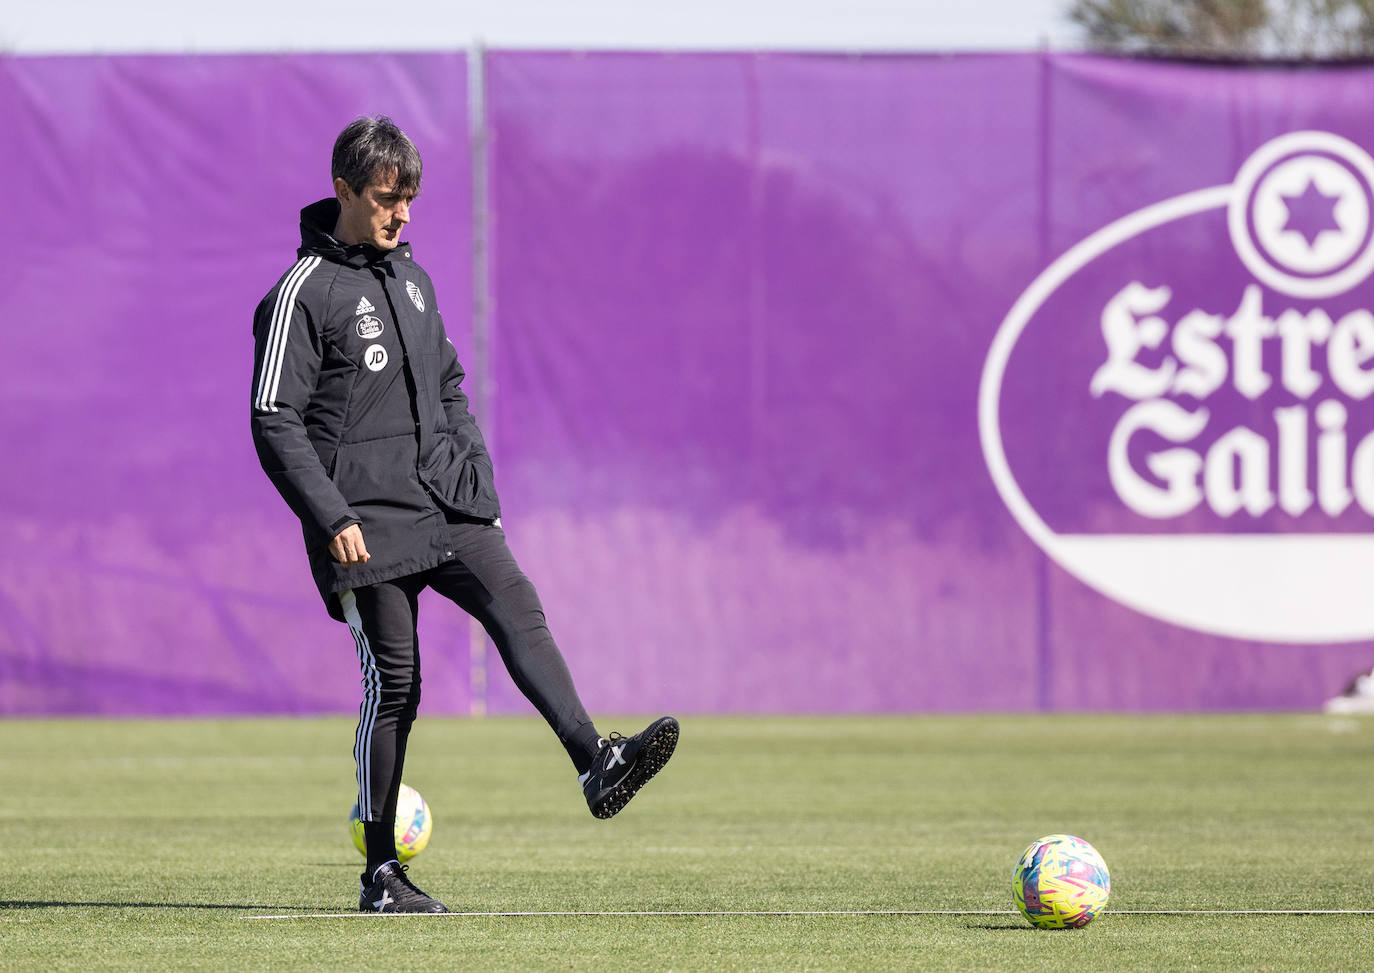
[251,115,678,914]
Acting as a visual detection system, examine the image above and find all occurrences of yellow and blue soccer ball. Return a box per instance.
[349,783,433,863]
[1012,834,1110,929]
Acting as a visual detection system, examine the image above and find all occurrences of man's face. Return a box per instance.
[334,170,415,250]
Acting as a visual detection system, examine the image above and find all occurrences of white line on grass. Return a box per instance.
[1111,910,1374,916]
[241,909,1374,920]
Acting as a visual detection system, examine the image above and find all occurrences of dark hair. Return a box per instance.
[331,115,422,196]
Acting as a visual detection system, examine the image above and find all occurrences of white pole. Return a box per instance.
[467,37,491,719]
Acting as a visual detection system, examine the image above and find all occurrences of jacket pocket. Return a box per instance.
[420,435,498,512]
[331,434,424,508]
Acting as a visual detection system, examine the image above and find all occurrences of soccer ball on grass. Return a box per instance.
[349,782,433,862]
[1012,834,1110,929]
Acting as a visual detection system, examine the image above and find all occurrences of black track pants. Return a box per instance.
[339,521,594,824]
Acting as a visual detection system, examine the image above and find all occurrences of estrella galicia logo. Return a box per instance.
[980,131,1374,643]
[356,315,384,339]
[405,280,425,312]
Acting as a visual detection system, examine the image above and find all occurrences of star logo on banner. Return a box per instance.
[1241,146,1372,287]
[1280,177,1343,248]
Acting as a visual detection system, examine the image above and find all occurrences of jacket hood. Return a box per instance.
[298,198,411,267]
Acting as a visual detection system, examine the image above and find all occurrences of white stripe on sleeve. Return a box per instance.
[254,255,322,413]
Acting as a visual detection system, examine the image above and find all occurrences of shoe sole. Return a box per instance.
[590,716,679,819]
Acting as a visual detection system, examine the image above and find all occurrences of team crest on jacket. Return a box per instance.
[356,315,384,339]
[405,280,425,312]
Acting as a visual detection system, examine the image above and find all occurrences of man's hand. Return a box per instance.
[329,524,371,567]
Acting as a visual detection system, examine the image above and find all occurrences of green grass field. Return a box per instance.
[1,713,1371,971]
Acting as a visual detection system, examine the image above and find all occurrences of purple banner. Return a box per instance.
[482,52,1374,715]
[2,53,475,714]
[4,51,1374,716]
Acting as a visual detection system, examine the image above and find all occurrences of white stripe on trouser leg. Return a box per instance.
[340,590,380,822]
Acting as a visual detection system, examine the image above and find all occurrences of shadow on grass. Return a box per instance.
[0,901,319,911]
[962,920,1042,931]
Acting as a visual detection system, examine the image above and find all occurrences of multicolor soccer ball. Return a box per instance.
[1012,834,1110,929]
[349,783,433,863]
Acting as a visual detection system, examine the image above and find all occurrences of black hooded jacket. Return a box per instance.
[251,198,500,620]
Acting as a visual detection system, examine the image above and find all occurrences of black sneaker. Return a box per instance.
[580,716,679,819]
[358,861,447,914]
